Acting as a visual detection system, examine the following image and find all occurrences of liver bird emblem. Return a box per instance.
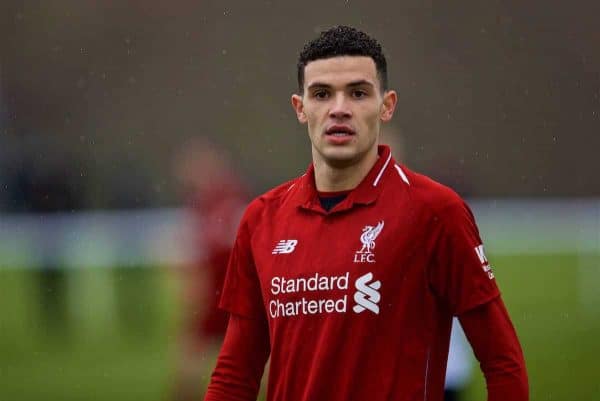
[358,221,385,254]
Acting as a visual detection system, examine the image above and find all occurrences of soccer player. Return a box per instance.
[171,138,249,401]
[204,26,528,401]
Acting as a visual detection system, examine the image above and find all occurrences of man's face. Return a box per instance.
[292,56,397,168]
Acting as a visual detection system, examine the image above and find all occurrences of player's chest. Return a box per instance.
[250,207,426,299]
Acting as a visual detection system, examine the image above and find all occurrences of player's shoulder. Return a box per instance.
[400,166,467,217]
[239,175,303,226]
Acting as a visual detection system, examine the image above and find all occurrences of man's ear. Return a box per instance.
[291,94,307,124]
[380,90,397,122]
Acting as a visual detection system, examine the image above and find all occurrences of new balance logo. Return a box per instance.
[353,272,381,314]
[272,239,298,254]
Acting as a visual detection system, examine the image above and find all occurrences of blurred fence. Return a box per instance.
[0,199,598,270]
[0,208,195,269]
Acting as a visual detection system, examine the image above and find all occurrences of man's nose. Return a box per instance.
[329,93,352,119]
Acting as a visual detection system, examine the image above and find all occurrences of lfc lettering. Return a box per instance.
[353,253,375,263]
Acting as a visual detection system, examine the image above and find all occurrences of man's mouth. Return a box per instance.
[325,125,356,136]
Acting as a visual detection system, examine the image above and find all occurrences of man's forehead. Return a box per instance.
[304,56,379,88]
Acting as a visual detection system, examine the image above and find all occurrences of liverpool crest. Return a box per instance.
[354,221,384,263]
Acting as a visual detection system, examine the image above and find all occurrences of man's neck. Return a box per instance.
[312,147,379,192]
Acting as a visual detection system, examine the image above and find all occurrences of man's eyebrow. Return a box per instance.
[306,82,332,90]
[346,80,375,88]
[306,80,375,91]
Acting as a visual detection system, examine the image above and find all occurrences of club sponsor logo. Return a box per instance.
[272,239,298,254]
[354,221,384,263]
[353,272,381,314]
[474,244,494,279]
[268,272,381,318]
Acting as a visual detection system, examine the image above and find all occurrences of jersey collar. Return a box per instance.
[292,145,395,214]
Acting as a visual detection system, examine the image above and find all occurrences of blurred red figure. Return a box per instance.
[172,138,248,401]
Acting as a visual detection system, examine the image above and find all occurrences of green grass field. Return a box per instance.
[1,253,599,401]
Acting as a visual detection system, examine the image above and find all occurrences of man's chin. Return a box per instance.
[320,148,361,168]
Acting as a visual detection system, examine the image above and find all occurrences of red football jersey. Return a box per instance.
[220,145,500,401]
[190,174,247,336]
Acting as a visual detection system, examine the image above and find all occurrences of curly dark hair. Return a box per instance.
[297,26,388,93]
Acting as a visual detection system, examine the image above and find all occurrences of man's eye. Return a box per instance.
[314,91,329,99]
[352,90,367,99]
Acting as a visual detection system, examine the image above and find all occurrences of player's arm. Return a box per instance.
[204,313,270,401]
[205,199,270,401]
[428,198,528,400]
[459,297,528,401]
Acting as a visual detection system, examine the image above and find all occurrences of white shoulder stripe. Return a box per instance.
[372,152,392,187]
[394,164,410,185]
[287,173,306,192]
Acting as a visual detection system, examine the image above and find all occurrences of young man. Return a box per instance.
[204,26,528,401]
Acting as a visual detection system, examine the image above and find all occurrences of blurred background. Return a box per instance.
[0,1,598,400]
